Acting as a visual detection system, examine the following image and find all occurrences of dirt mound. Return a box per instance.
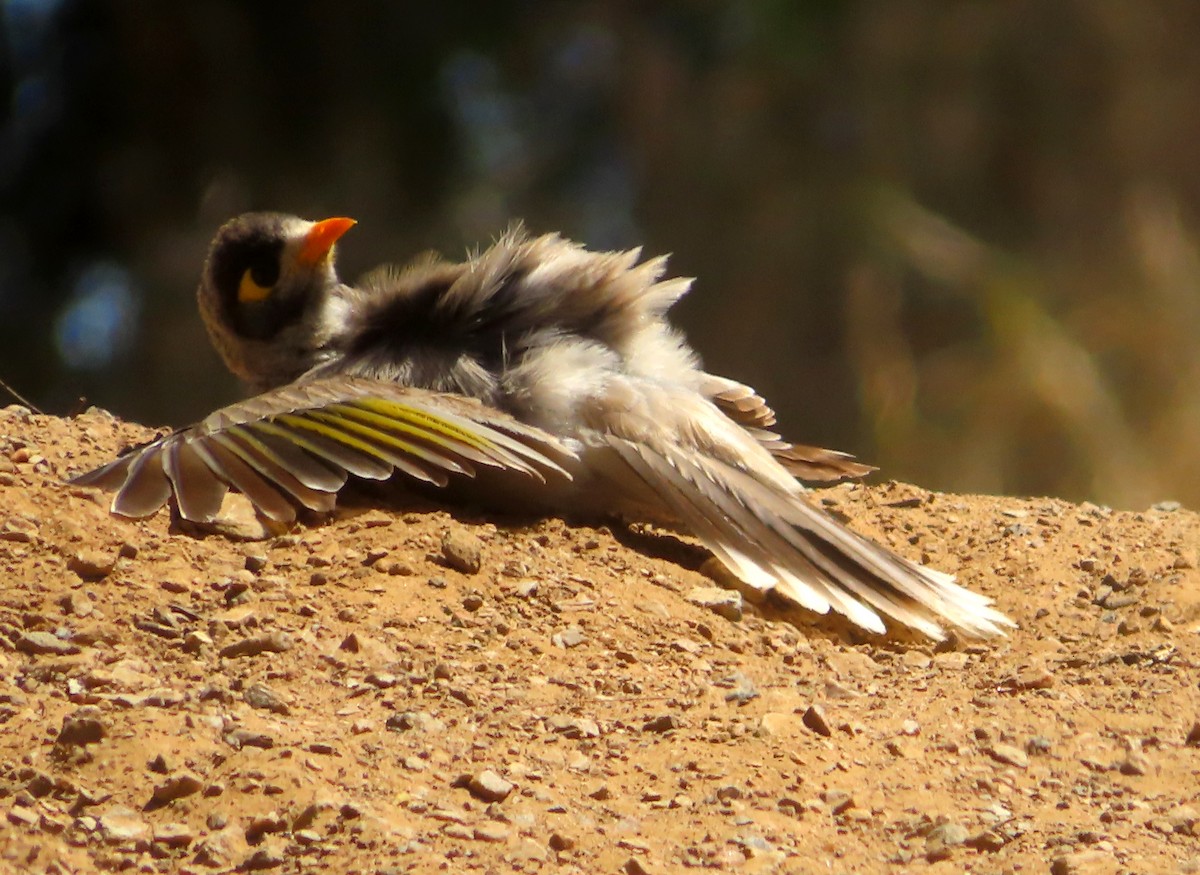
[1,404,1198,873]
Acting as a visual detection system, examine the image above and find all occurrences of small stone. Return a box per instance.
[0,515,37,542]
[441,529,482,574]
[642,714,681,733]
[473,824,510,842]
[462,592,484,612]
[987,743,1029,769]
[509,838,547,862]
[193,825,249,867]
[547,715,601,738]
[965,829,1007,852]
[925,822,968,860]
[1006,663,1054,690]
[59,591,94,617]
[757,713,794,737]
[716,670,759,704]
[67,549,116,578]
[625,858,652,875]
[57,709,105,747]
[152,822,194,848]
[98,806,148,843]
[548,833,576,852]
[820,789,854,815]
[147,772,203,808]
[242,845,286,870]
[901,650,932,670]
[466,769,513,803]
[1186,721,1200,747]
[223,728,274,749]
[218,632,292,659]
[1051,850,1112,874]
[386,711,445,734]
[686,586,743,621]
[1119,749,1152,776]
[243,683,290,715]
[16,631,80,656]
[182,630,212,653]
[802,704,832,737]
[552,625,586,648]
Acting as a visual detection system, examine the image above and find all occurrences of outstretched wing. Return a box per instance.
[701,374,876,482]
[72,376,576,523]
[587,382,1012,640]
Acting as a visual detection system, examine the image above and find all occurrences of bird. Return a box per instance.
[72,212,1014,641]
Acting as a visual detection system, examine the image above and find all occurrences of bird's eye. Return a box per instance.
[238,268,273,303]
[237,257,280,303]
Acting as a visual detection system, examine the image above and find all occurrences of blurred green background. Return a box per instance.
[2,2,1199,510]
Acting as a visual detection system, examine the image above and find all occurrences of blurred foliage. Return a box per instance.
[2,1,1199,509]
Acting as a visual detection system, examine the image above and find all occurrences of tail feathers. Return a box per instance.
[607,436,1014,640]
[701,374,877,482]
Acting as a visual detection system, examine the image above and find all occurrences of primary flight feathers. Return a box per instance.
[72,213,1014,640]
[72,378,575,523]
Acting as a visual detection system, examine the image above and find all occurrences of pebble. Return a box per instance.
[716,670,759,704]
[466,769,513,803]
[473,824,510,842]
[552,625,586,648]
[192,826,249,867]
[1050,850,1112,874]
[1118,749,1152,776]
[925,822,968,860]
[67,549,116,578]
[643,714,681,733]
[1185,721,1200,747]
[821,790,854,815]
[223,728,274,749]
[152,822,194,848]
[802,704,832,737]
[987,743,1029,769]
[57,709,105,747]
[1006,663,1054,690]
[16,630,81,657]
[441,529,482,574]
[965,829,1006,852]
[148,772,203,808]
[0,515,37,542]
[547,715,601,738]
[59,591,93,617]
[242,845,286,871]
[686,586,743,621]
[508,838,547,862]
[757,713,795,737]
[218,631,293,659]
[386,711,446,734]
[98,806,148,843]
[243,683,290,715]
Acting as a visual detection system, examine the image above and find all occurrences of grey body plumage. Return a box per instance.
[74,214,1014,640]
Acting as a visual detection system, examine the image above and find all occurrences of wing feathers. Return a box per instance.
[71,377,578,523]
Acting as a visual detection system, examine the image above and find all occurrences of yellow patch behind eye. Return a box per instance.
[238,268,273,303]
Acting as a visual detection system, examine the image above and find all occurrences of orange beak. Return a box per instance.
[298,217,356,267]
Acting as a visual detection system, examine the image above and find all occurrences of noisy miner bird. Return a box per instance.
[73,213,1014,640]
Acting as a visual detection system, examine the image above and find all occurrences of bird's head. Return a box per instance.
[197,212,356,389]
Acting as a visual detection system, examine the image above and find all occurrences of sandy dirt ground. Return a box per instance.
[1,404,1199,875]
